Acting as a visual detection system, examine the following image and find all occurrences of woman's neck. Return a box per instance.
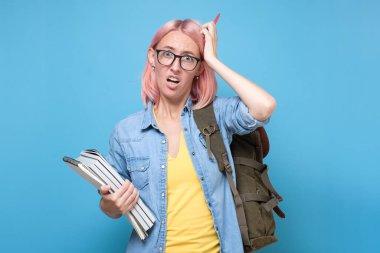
[155,95,189,121]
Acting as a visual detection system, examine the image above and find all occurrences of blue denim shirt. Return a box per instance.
[106,96,270,253]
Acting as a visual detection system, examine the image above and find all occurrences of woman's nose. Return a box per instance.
[170,57,181,71]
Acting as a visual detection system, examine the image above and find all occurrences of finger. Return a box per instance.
[202,21,213,29]
[201,27,216,44]
[201,23,212,37]
[208,23,217,40]
[118,182,136,205]
[99,185,111,196]
[124,190,138,210]
[201,27,211,36]
[130,191,140,209]
[207,23,216,37]
[202,22,216,35]
[124,189,140,213]
[201,28,213,43]
[114,180,132,198]
[119,187,137,213]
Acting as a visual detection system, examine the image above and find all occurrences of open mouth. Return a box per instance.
[166,76,180,84]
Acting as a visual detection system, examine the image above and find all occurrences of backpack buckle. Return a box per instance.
[202,125,217,160]
[222,153,232,173]
[224,163,232,173]
[202,125,216,135]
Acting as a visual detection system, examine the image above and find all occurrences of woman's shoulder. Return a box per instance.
[110,109,146,141]
[212,95,241,110]
[212,95,241,103]
[117,110,145,127]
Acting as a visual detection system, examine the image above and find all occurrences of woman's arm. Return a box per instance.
[201,22,276,121]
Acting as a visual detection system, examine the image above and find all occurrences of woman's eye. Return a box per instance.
[163,51,173,57]
[183,56,194,62]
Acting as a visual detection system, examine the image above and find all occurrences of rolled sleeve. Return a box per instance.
[215,96,270,136]
[105,126,130,181]
[239,99,270,129]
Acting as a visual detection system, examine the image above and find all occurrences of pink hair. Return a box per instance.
[141,19,217,110]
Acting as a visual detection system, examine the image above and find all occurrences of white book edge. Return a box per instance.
[76,156,119,192]
[137,198,156,225]
[64,157,106,189]
[131,201,150,231]
[126,213,147,240]
[80,151,124,188]
[82,149,125,185]
[134,200,154,228]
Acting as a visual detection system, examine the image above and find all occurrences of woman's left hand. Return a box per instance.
[201,21,218,66]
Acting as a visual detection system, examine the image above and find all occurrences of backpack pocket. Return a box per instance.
[236,162,278,251]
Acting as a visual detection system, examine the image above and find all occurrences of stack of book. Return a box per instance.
[63,149,155,240]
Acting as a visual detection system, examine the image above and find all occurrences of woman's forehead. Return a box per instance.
[156,31,200,56]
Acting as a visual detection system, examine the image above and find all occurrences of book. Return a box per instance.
[63,149,156,240]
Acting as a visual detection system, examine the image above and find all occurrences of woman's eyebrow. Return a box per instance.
[162,46,197,56]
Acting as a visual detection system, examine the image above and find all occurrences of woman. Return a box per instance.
[99,19,276,253]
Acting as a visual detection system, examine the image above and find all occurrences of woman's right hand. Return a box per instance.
[99,180,139,219]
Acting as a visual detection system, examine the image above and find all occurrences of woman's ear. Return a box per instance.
[196,63,205,76]
[148,48,155,66]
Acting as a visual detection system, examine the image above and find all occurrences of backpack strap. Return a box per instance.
[192,102,225,172]
[193,103,251,247]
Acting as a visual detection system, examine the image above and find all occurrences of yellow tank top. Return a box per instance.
[153,108,220,253]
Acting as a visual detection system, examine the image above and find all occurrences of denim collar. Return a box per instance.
[141,96,193,130]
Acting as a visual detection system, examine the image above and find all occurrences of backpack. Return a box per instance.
[193,103,285,253]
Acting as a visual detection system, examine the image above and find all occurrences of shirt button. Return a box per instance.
[159,247,162,251]
[161,165,165,169]
[201,176,204,181]
[192,152,195,156]
[161,192,165,198]
[161,220,165,224]
[162,140,166,144]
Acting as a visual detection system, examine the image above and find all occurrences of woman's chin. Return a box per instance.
[165,80,180,91]
[158,80,190,100]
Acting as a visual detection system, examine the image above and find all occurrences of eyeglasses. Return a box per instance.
[155,49,201,71]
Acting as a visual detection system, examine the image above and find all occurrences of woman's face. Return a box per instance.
[149,30,203,103]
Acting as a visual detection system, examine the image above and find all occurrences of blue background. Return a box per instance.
[1,0,379,252]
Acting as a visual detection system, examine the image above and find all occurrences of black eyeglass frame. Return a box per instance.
[155,49,202,71]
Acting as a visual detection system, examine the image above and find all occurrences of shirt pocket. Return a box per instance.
[126,157,150,190]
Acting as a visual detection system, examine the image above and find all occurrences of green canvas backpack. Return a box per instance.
[193,102,285,253]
